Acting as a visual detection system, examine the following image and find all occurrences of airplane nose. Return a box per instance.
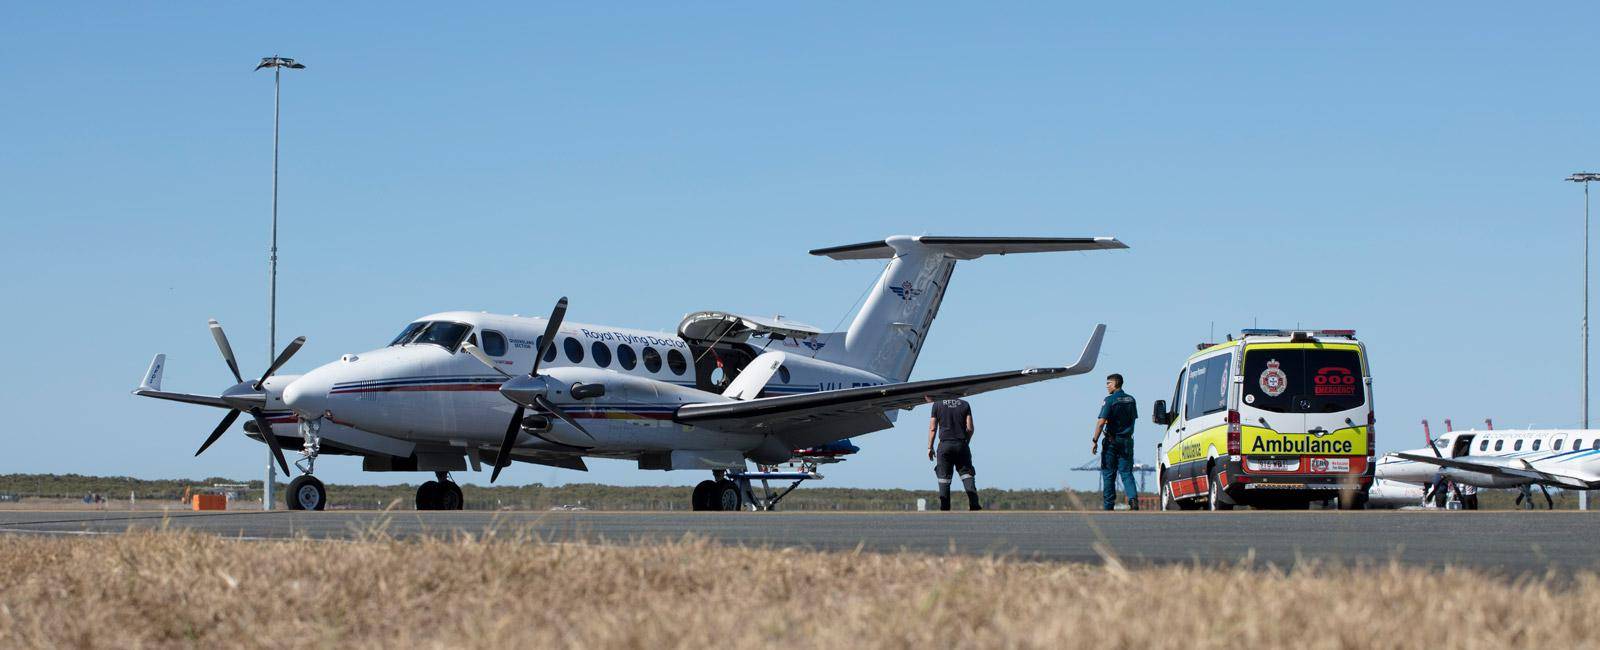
[283,365,333,417]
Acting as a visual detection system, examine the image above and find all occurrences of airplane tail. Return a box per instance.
[806,236,1126,381]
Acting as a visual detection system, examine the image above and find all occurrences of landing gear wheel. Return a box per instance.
[691,480,718,511]
[438,481,464,510]
[714,480,742,512]
[286,475,326,511]
[416,481,442,511]
[1207,465,1233,511]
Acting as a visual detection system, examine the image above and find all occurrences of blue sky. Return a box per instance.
[3,4,1598,491]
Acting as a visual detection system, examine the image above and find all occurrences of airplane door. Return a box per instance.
[1450,434,1475,458]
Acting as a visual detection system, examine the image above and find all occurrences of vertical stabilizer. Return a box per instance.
[808,236,1125,381]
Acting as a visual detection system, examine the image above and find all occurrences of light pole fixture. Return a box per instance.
[256,55,305,510]
[1568,172,1599,511]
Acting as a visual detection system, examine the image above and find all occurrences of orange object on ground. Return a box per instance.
[192,494,227,511]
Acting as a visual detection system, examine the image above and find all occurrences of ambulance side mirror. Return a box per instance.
[1152,400,1170,426]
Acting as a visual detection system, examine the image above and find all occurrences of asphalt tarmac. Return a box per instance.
[2,509,1594,573]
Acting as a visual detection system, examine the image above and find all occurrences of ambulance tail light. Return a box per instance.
[1227,410,1242,455]
[1368,411,1376,451]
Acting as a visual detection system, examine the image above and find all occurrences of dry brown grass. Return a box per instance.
[0,529,1594,649]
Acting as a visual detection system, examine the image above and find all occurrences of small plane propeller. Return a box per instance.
[461,297,595,483]
[193,319,302,476]
[1420,419,1462,504]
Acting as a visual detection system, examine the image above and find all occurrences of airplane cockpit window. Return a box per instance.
[667,349,688,376]
[642,347,662,373]
[563,337,584,364]
[617,344,638,370]
[591,341,612,368]
[389,322,426,346]
[412,321,472,352]
[481,330,508,357]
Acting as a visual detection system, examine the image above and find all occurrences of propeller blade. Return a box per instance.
[255,336,306,388]
[491,405,525,483]
[250,409,292,476]
[195,409,242,457]
[530,297,568,377]
[208,319,244,384]
[462,343,513,378]
[534,394,592,440]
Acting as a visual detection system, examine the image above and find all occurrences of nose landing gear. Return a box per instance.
[417,472,465,511]
[286,417,327,511]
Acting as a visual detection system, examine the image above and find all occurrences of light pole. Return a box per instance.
[1568,172,1600,511]
[257,55,305,510]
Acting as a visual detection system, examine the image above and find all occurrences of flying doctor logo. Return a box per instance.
[802,339,827,351]
[888,280,923,301]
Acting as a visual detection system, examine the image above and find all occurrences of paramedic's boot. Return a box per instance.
[966,491,983,511]
[1127,497,1140,511]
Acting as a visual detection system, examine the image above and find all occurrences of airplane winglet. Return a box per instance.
[1065,324,1106,374]
[137,354,166,393]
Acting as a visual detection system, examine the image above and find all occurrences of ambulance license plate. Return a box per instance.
[1246,458,1299,472]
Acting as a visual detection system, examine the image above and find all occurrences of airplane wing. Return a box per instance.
[675,324,1104,435]
[1393,452,1600,490]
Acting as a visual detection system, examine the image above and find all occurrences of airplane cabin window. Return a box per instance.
[617,344,637,370]
[1514,440,1523,451]
[1494,440,1504,451]
[1577,439,1587,451]
[413,321,471,352]
[536,336,558,363]
[667,349,688,376]
[642,347,662,373]
[1555,439,1565,451]
[389,322,426,346]
[563,337,584,364]
[1533,439,1542,451]
[1479,439,1489,452]
[778,365,791,384]
[591,341,612,368]
[481,330,508,357]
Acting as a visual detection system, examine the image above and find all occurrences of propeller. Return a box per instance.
[473,297,594,483]
[193,319,302,476]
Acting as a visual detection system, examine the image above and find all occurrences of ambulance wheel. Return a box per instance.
[416,481,442,510]
[691,480,718,511]
[1160,473,1175,511]
[714,480,742,512]
[1207,465,1233,511]
[286,475,326,511]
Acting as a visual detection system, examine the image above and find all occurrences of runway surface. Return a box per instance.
[2,510,1595,573]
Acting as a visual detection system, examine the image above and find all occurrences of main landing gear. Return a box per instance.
[417,472,465,511]
[286,418,327,511]
[689,466,820,511]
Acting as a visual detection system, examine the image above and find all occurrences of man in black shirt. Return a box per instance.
[926,396,982,511]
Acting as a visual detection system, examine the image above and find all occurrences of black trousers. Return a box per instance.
[934,440,979,510]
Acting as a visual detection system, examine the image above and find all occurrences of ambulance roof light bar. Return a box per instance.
[1239,328,1357,339]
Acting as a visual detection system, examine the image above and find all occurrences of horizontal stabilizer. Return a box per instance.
[810,236,1127,261]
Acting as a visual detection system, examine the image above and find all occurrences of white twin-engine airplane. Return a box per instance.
[1383,426,1600,508]
[135,235,1123,511]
